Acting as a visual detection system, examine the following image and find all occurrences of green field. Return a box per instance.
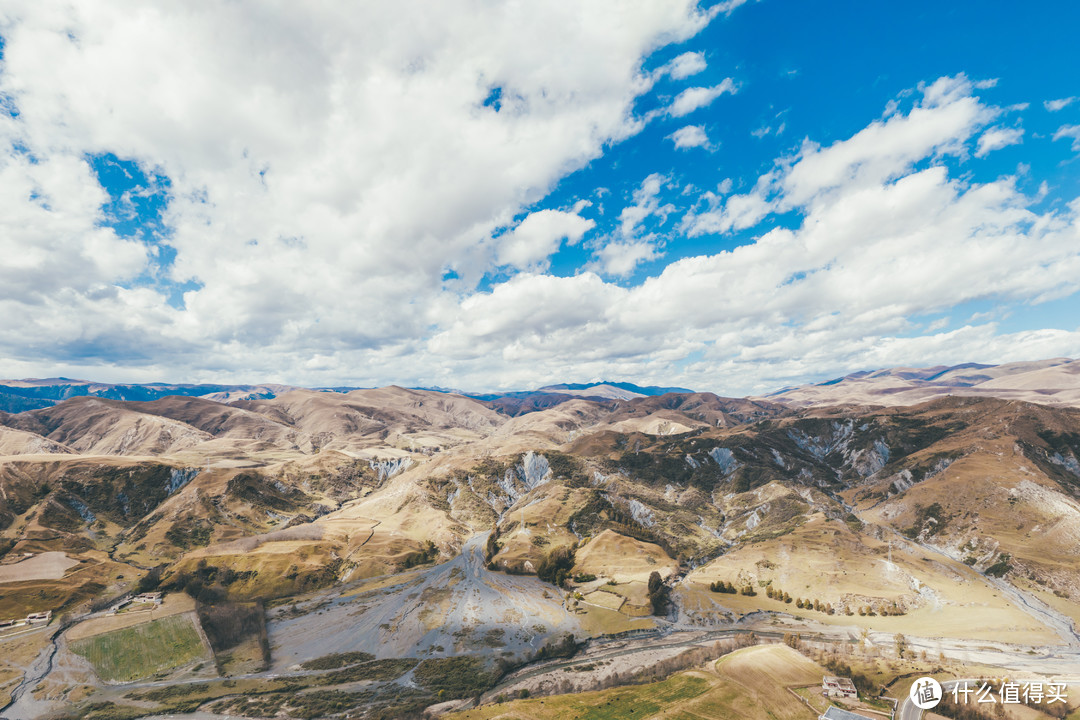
[452,673,710,719]
[70,614,208,682]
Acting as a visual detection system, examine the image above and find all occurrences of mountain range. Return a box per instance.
[4,357,1077,416]
[0,358,1078,718]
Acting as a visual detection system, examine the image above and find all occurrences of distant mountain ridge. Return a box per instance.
[763,357,1080,408]
[0,378,697,415]
[2,358,1077,415]
[0,378,300,413]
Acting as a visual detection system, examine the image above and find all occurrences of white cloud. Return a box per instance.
[427,75,1080,393]
[1045,97,1078,112]
[682,74,996,236]
[2,2,1077,397]
[0,0,715,381]
[592,240,663,277]
[667,78,737,117]
[668,124,709,149]
[495,208,595,270]
[1053,124,1080,151]
[659,51,707,80]
[617,173,674,238]
[751,122,785,139]
[975,126,1024,157]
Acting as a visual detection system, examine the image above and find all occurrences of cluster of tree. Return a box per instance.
[170,559,253,604]
[856,602,905,616]
[985,553,1012,578]
[534,632,580,661]
[820,656,879,696]
[902,501,948,539]
[412,655,498,700]
[795,597,835,614]
[136,564,166,594]
[894,633,907,658]
[648,571,670,615]
[484,525,501,567]
[536,545,576,587]
[933,691,1003,720]
[708,580,757,595]
[164,520,213,549]
[400,540,438,569]
[572,573,596,583]
[765,585,792,603]
[197,600,270,671]
[782,632,802,649]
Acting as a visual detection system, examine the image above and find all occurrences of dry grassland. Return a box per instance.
[685,513,1059,645]
[450,644,826,720]
[573,530,679,584]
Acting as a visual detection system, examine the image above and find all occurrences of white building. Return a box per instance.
[823,676,858,699]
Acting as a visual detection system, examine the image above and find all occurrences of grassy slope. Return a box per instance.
[684,513,1060,645]
[449,644,825,720]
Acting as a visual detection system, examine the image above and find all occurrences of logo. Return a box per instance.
[910,677,943,710]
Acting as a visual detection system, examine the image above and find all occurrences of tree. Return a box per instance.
[536,546,575,587]
[648,571,670,615]
[136,564,165,594]
[894,633,907,659]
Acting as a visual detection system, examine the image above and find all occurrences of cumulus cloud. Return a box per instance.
[591,240,663,277]
[659,51,707,80]
[669,124,710,149]
[2,3,1077,395]
[0,0,714,382]
[495,207,595,271]
[616,173,675,239]
[975,125,1023,157]
[1045,97,1078,112]
[682,74,996,236]
[667,78,737,117]
[430,75,1080,393]
[1053,124,1080,151]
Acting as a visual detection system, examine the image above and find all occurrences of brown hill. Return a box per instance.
[4,396,212,456]
[235,386,506,454]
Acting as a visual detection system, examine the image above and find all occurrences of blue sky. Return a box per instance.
[0,1,1078,394]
